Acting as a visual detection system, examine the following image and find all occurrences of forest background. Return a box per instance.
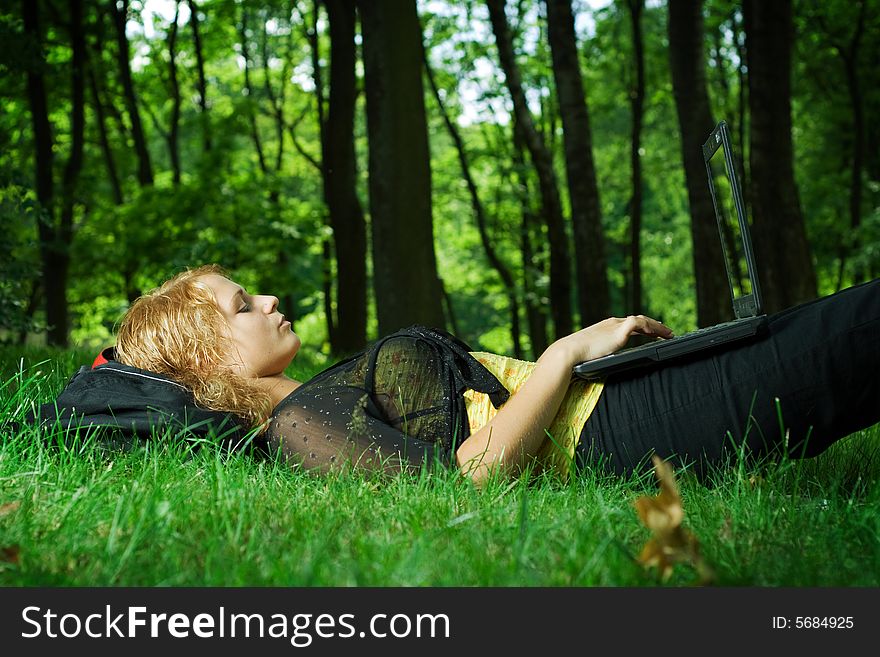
[1,0,878,367]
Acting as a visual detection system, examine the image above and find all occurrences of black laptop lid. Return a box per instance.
[702,121,764,319]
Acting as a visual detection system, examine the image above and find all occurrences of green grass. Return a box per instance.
[1,347,878,586]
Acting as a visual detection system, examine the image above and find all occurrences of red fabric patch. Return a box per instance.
[92,347,115,369]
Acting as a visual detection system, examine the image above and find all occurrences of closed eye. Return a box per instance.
[232,288,251,313]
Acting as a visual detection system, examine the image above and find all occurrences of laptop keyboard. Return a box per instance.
[610,319,745,357]
[673,318,743,341]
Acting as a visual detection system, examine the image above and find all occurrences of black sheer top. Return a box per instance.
[265,326,510,475]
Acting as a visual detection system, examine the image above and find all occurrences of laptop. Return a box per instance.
[573,120,767,381]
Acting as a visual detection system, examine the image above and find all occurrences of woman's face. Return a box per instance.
[201,274,301,378]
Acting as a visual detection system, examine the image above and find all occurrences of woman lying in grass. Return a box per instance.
[44,265,880,486]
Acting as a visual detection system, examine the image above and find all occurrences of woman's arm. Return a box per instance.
[455,315,673,485]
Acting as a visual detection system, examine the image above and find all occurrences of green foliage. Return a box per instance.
[0,184,43,341]
[792,0,880,291]
[2,0,877,351]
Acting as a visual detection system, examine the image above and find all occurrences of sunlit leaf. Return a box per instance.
[633,455,714,585]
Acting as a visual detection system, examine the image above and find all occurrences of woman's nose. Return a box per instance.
[261,295,279,313]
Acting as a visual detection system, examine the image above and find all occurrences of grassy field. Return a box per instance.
[1,347,878,587]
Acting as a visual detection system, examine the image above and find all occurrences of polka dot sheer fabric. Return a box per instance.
[265,326,510,475]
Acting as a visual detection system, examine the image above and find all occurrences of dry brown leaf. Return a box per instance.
[0,545,20,564]
[0,501,22,517]
[633,455,714,585]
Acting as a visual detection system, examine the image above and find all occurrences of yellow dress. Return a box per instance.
[464,352,604,479]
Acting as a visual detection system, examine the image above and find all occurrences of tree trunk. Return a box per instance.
[324,0,367,354]
[17,283,41,346]
[23,1,53,218]
[111,0,154,186]
[423,44,522,358]
[88,68,124,205]
[487,0,572,339]
[358,0,444,336]
[668,0,730,326]
[743,0,817,312]
[260,16,287,172]
[305,1,337,349]
[440,280,460,338]
[545,0,610,327]
[57,0,86,347]
[239,9,267,174]
[90,42,139,300]
[823,1,866,287]
[626,0,644,315]
[731,8,748,199]
[23,0,58,345]
[167,2,182,185]
[841,41,865,285]
[187,0,212,152]
[513,128,549,358]
[521,208,548,358]
[24,0,86,347]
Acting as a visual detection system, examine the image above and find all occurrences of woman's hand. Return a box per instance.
[457,313,673,485]
[542,315,675,368]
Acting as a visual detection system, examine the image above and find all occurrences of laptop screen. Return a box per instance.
[704,122,762,317]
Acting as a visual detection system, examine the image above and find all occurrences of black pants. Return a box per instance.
[577,278,880,479]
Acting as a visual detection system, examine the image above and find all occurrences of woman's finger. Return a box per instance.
[626,315,674,338]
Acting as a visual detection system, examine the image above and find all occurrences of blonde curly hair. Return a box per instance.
[115,264,274,430]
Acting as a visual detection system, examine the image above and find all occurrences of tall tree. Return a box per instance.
[708,4,748,189]
[324,0,367,353]
[142,5,183,184]
[744,0,817,311]
[89,66,124,206]
[111,0,154,186]
[302,0,337,349]
[513,128,550,357]
[358,0,445,336]
[239,8,267,174]
[424,45,523,357]
[625,0,644,315]
[545,0,610,327]
[86,8,124,206]
[88,8,142,302]
[241,5,302,323]
[23,0,86,347]
[808,1,868,288]
[187,0,212,153]
[260,11,288,173]
[487,0,573,339]
[668,0,729,326]
[166,2,182,185]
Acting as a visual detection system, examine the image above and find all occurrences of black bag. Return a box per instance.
[25,356,255,452]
